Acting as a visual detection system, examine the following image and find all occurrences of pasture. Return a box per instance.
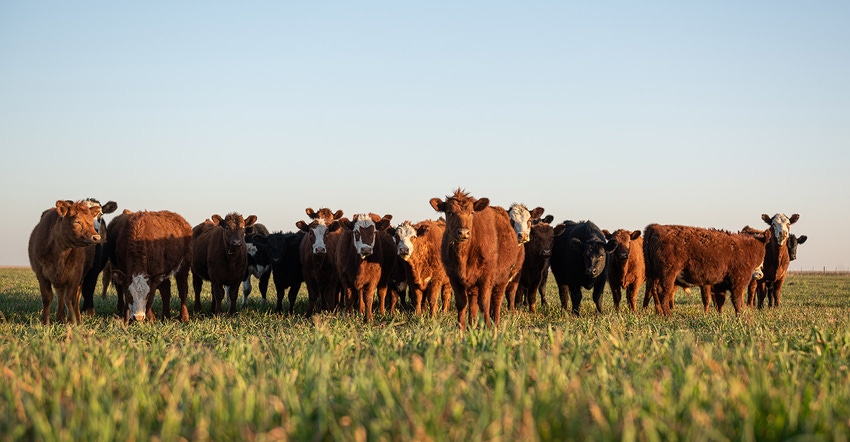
[1,267,848,441]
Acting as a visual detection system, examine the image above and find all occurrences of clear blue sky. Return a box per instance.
[2,2,848,271]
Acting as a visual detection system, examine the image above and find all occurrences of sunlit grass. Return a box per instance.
[1,268,849,441]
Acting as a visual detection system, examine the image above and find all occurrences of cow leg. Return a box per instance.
[656,278,676,316]
[376,284,387,316]
[490,285,505,329]
[259,272,271,304]
[569,284,583,316]
[746,279,757,307]
[80,271,98,316]
[175,270,190,323]
[592,281,605,314]
[285,285,297,315]
[425,285,440,316]
[610,285,622,312]
[158,279,171,321]
[226,285,239,315]
[101,265,111,298]
[363,286,376,323]
[193,273,204,314]
[756,281,767,309]
[730,284,746,315]
[626,283,638,312]
[240,277,252,308]
[455,290,469,332]
[557,284,570,312]
[63,285,82,325]
[37,279,54,325]
[210,285,224,315]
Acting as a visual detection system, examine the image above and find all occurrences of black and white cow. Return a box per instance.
[241,223,271,307]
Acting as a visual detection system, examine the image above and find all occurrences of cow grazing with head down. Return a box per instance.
[602,229,645,312]
[109,210,192,323]
[550,220,618,315]
[28,200,103,325]
[335,213,395,323]
[191,212,257,315]
[430,189,522,331]
[78,198,118,315]
[393,219,452,316]
[253,231,304,314]
[241,223,271,307]
[644,224,769,316]
[297,207,345,316]
[508,204,556,313]
[754,213,800,308]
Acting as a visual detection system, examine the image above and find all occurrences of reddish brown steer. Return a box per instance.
[28,200,102,325]
[192,213,257,315]
[430,189,522,331]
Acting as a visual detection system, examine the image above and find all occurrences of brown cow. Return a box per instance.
[296,207,344,316]
[603,229,645,312]
[191,213,257,315]
[109,210,192,323]
[28,200,102,325]
[393,219,452,316]
[755,213,800,308]
[335,213,394,323]
[644,224,769,316]
[430,189,522,331]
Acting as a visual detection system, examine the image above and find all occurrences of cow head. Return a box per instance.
[55,200,102,247]
[297,218,340,255]
[508,203,545,244]
[211,212,257,255]
[306,207,344,222]
[340,213,392,258]
[570,236,618,279]
[602,229,641,262]
[111,270,169,322]
[79,198,118,235]
[528,217,557,258]
[762,213,799,246]
[430,188,489,245]
[394,220,429,261]
[787,234,807,261]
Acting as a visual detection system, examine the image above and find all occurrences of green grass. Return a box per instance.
[1,268,849,441]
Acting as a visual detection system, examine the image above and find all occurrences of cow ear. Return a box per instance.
[796,235,807,244]
[530,207,545,219]
[429,198,445,212]
[305,208,317,219]
[386,227,396,237]
[602,229,612,240]
[630,230,642,240]
[789,214,800,224]
[101,201,118,214]
[333,210,344,220]
[296,220,309,232]
[329,220,342,232]
[251,234,267,245]
[553,224,567,237]
[244,215,257,228]
[569,238,583,250]
[211,214,224,225]
[416,225,430,237]
[604,239,619,252]
[376,218,391,231]
[473,198,490,212]
[542,215,554,224]
[761,214,771,225]
[55,200,72,217]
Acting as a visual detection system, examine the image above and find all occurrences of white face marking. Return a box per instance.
[770,214,792,245]
[395,222,417,260]
[310,220,329,254]
[128,274,150,321]
[508,203,532,244]
[352,214,376,257]
[246,242,258,256]
[752,263,764,280]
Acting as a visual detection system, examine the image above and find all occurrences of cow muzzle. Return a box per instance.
[359,245,373,258]
[456,228,470,242]
[517,233,529,244]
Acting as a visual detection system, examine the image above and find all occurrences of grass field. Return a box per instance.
[1,268,848,441]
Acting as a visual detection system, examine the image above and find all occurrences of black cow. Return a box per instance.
[787,233,807,261]
[549,220,617,315]
[254,231,304,314]
[79,198,118,315]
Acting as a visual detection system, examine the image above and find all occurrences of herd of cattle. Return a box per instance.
[27,189,806,330]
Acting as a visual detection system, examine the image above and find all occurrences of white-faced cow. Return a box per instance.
[297,208,345,316]
[754,213,800,308]
[191,213,257,315]
[109,210,192,323]
[508,205,555,313]
[430,189,523,331]
[28,200,103,325]
[335,213,395,323]
[549,220,618,315]
[393,219,452,316]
